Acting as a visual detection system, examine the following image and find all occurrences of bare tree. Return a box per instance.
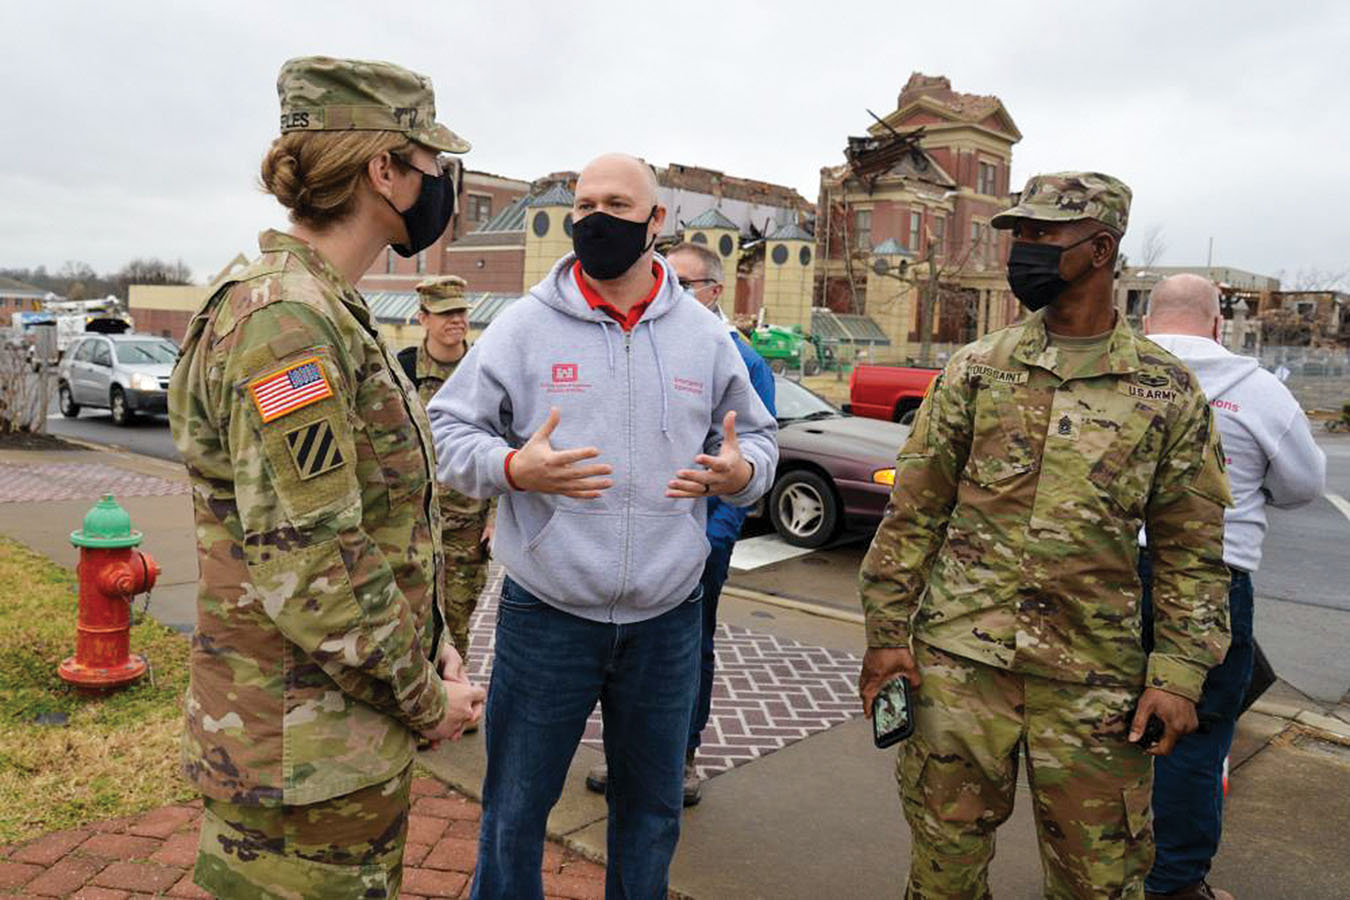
[1284,267,1349,292]
[0,347,46,435]
[115,258,193,294]
[1138,224,1166,271]
[869,236,980,366]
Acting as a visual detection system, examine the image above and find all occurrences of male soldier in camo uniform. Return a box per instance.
[169,56,483,897]
[858,172,1233,898]
[397,275,494,666]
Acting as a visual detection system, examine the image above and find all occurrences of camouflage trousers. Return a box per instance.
[194,764,412,899]
[898,642,1153,900]
[440,521,489,662]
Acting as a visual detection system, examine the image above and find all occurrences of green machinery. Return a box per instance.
[749,324,835,375]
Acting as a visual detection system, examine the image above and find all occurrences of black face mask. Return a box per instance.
[572,206,657,280]
[1006,233,1098,312]
[386,167,455,258]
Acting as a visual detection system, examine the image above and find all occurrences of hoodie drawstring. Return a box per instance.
[646,319,671,438]
[599,320,616,372]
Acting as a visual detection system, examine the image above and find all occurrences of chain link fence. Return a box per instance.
[1256,346,1350,412]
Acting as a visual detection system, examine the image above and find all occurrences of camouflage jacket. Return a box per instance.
[860,310,1232,701]
[168,230,447,806]
[410,342,493,530]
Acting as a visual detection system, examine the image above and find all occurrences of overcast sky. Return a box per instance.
[2,0,1346,285]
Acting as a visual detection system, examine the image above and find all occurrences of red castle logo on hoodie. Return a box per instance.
[552,363,578,384]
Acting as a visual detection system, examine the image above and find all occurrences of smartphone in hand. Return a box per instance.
[873,676,915,748]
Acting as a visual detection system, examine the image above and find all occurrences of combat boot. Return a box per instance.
[683,749,702,806]
[1145,882,1233,900]
[586,755,702,806]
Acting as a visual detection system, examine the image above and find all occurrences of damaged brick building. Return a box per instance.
[815,73,1022,362]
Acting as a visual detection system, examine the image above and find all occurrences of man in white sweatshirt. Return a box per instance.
[1141,273,1326,900]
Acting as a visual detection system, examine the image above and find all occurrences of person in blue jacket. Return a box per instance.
[586,240,777,805]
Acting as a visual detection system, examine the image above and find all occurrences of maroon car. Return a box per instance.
[764,376,910,548]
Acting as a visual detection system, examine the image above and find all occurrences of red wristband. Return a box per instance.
[504,450,521,491]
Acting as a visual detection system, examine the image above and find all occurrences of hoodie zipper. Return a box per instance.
[612,329,635,622]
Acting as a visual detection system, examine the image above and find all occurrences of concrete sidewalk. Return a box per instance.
[4,442,1350,898]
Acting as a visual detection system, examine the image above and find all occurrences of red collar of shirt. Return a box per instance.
[571,260,664,332]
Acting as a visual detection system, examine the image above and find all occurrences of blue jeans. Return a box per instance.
[1140,556,1253,893]
[688,539,734,753]
[471,577,701,900]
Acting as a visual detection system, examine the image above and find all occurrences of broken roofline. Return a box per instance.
[658,163,813,212]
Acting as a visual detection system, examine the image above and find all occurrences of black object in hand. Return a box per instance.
[1133,711,1166,750]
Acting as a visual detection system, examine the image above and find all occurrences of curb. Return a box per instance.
[40,434,188,482]
[720,585,865,625]
[1248,699,1350,742]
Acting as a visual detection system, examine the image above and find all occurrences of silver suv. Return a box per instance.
[57,333,178,425]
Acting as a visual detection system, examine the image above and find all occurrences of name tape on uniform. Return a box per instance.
[249,357,333,423]
[967,364,1028,384]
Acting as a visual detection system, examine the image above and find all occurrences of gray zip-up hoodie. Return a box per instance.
[427,252,778,623]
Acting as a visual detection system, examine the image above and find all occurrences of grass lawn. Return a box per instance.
[0,536,193,844]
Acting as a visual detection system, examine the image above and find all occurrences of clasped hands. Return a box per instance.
[506,407,753,499]
[421,642,486,747]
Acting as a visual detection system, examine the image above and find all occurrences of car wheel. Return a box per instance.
[768,470,840,549]
[58,383,81,417]
[898,408,916,426]
[110,386,133,426]
[769,358,788,375]
[804,357,821,376]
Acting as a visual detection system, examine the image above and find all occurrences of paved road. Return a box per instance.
[39,372,181,461]
[46,409,179,461]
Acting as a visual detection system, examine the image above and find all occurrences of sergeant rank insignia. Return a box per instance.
[284,419,344,479]
[249,357,333,423]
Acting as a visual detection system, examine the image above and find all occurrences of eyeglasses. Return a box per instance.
[677,278,718,290]
[391,153,458,180]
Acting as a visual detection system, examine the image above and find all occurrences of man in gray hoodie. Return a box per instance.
[428,153,778,900]
[1141,273,1326,900]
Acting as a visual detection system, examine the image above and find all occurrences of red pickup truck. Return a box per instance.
[846,364,940,425]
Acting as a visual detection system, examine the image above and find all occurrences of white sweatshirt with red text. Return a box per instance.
[1149,334,1326,572]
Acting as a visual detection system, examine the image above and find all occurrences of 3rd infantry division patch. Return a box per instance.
[285,418,345,479]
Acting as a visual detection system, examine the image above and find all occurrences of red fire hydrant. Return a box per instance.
[59,494,160,691]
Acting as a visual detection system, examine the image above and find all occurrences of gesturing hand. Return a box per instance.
[508,408,613,498]
[1129,687,1198,756]
[667,410,754,499]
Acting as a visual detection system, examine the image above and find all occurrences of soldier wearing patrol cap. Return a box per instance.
[396,276,494,670]
[168,56,484,898]
[858,171,1233,897]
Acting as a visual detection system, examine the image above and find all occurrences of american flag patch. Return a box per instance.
[249,357,333,423]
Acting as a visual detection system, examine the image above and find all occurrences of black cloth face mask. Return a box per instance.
[1006,232,1098,312]
[572,206,657,280]
[385,165,455,258]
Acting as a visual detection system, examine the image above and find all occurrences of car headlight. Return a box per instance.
[129,372,160,391]
[872,468,895,486]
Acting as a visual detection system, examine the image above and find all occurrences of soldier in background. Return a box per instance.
[169,56,484,898]
[858,172,1233,897]
[398,275,495,668]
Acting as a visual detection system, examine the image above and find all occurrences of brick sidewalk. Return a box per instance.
[0,776,605,899]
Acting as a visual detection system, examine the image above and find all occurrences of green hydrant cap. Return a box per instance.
[71,495,143,549]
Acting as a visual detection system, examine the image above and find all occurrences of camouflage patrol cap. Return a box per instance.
[416,275,471,313]
[991,171,1131,234]
[277,56,470,154]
